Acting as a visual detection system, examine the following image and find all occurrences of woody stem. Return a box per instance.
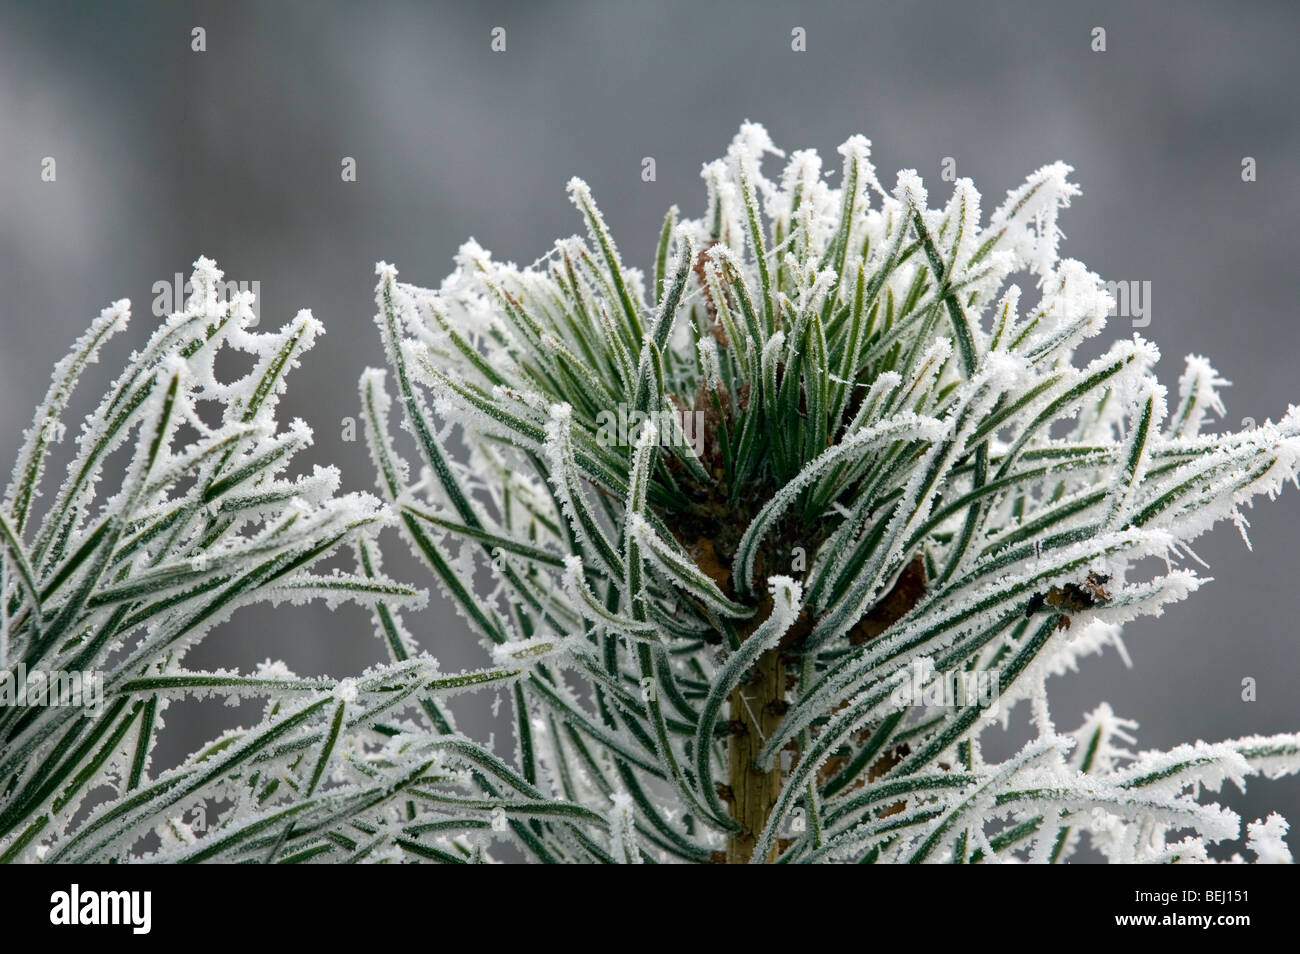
[725,642,785,863]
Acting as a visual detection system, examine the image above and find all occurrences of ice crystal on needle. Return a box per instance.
[0,260,518,864]
[361,124,1300,863]
[5,123,1300,865]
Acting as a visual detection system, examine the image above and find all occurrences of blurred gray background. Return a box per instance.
[2,0,1298,858]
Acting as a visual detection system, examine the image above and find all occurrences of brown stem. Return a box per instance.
[721,554,926,862]
[724,642,785,863]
